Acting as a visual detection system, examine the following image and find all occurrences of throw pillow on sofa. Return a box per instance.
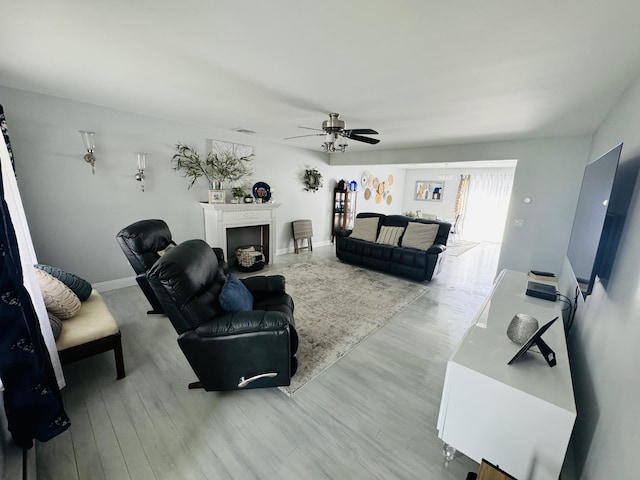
[375,225,405,246]
[401,222,439,250]
[34,268,81,319]
[350,217,379,242]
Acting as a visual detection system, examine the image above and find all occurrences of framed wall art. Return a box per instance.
[414,181,444,201]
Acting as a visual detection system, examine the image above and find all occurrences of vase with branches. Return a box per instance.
[171,142,254,190]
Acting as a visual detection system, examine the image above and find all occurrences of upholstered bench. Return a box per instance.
[55,290,125,380]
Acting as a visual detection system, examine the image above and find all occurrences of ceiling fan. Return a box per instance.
[285,113,380,152]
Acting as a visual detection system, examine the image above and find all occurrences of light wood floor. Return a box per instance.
[37,241,501,480]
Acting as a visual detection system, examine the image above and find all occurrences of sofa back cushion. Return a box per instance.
[147,239,227,334]
[116,219,174,274]
[375,225,405,246]
[382,215,411,229]
[401,222,440,250]
[350,216,380,242]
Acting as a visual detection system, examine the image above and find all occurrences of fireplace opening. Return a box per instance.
[226,225,270,267]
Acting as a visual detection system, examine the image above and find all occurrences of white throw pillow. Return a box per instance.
[350,217,380,242]
[375,226,405,246]
[401,222,439,250]
[35,268,81,319]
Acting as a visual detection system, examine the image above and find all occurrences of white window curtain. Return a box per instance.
[461,172,514,243]
[0,135,65,390]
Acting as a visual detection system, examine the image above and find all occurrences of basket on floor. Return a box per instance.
[235,245,265,272]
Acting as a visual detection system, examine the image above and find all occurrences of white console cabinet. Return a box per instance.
[437,270,576,480]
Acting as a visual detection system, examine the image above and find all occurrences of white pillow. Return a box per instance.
[375,226,405,246]
[349,217,379,242]
[401,222,439,250]
[35,268,81,319]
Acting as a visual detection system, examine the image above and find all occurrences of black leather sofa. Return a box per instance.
[335,213,451,281]
[147,239,298,391]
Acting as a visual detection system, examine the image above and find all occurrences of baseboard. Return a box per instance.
[276,240,332,257]
[92,276,137,292]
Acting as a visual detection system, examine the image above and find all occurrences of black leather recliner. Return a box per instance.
[116,219,227,314]
[146,239,298,391]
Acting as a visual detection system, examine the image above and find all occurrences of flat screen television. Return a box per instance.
[566,143,624,297]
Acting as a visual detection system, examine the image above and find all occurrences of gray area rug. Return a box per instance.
[447,240,479,257]
[274,260,429,395]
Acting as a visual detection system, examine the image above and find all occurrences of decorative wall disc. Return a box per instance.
[377,182,385,195]
[360,171,371,188]
[388,175,394,185]
[367,175,374,187]
[386,194,392,205]
[375,193,382,204]
[364,188,372,200]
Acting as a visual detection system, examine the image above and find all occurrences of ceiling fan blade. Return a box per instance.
[346,134,380,145]
[298,126,324,132]
[345,128,378,135]
[284,133,324,140]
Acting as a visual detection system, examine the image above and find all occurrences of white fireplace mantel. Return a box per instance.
[200,203,281,264]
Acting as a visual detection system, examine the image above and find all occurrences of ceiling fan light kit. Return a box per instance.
[285,113,380,153]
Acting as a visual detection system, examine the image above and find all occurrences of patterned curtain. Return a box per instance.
[0,104,70,449]
[454,175,470,218]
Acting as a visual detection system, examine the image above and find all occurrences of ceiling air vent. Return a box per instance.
[231,127,256,134]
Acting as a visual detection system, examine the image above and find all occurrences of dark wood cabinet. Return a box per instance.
[332,188,357,242]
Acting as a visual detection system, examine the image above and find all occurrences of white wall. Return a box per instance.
[557,74,640,479]
[0,86,406,285]
[334,136,592,274]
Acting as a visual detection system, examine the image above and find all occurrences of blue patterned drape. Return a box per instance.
[0,104,70,449]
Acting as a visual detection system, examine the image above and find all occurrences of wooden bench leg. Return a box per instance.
[114,334,125,380]
[59,332,125,381]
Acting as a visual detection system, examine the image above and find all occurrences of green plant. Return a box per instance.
[232,186,247,198]
[303,168,323,192]
[171,143,254,189]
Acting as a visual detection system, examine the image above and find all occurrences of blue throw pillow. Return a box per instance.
[35,264,92,301]
[219,274,254,313]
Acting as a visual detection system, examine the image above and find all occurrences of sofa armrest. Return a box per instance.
[426,244,446,255]
[335,228,352,238]
[194,310,291,337]
[241,275,286,295]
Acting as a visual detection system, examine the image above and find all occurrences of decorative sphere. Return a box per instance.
[507,313,539,345]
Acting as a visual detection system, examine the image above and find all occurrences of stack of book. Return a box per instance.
[527,270,557,282]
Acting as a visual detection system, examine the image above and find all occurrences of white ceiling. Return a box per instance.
[3,1,640,153]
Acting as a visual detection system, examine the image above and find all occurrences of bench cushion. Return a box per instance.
[56,290,119,351]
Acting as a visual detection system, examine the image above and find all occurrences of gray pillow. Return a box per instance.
[401,222,439,250]
[35,264,92,301]
[48,313,63,340]
[350,217,379,242]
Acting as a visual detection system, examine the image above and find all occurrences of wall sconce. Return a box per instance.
[135,152,146,192]
[79,130,96,174]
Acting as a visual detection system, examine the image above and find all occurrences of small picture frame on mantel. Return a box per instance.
[208,189,225,204]
[415,180,444,201]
